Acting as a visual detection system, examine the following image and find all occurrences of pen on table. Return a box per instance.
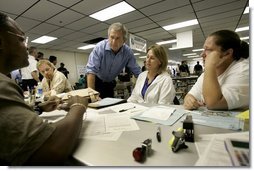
[119,106,136,112]
[156,126,161,142]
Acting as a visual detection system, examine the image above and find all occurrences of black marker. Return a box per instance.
[119,106,135,112]
[156,127,161,142]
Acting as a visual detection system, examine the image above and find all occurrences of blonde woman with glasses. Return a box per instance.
[37,59,72,99]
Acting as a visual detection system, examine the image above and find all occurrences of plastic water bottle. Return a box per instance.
[36,82,43,98]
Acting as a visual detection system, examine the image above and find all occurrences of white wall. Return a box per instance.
[38,49,89,85]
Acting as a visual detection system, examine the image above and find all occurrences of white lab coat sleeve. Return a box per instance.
[156,76,176,105]
[127,72,147,103]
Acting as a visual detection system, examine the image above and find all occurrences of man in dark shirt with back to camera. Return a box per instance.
[194,61,203,76]
[58,62,70,78]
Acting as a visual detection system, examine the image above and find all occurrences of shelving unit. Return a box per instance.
[172,75,198,104]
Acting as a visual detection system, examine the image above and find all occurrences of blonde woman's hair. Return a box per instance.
[37,59,56,71]
[147,44,168,73]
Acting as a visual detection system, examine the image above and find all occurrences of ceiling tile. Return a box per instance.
[48,0,82,8]
[22,0,65,21]
[46,9,84,26]
[70,0,122,15]
[0,0,38,15]
[65,17,99,31]
[29,23,60,35]
[15,17,41,32]
[47,28,75,38]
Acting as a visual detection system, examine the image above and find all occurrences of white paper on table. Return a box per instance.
[80,115,126,141]
[82,115,106,136]
[40,110,67,123]
[195,132,249,166]
[195,134,214,157]
[97,102,148,117]
[140,105,175,121]
[40,110,67,117]
[84,132,122,141]
[105,114,139,133]
[98,108,117,115]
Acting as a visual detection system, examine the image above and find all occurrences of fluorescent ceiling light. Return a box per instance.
[134,53,141,56]
[169,47,184,50]
[31,36,57,44]
[240,36,249,40]
[191,57,202,60]
[78,44,96,50]
[163,19,198,31]
[183,53,197,56]
[235,26,249,32]
[187,55,200,58]
[192,49,204,52]
[89,1,135,21]
[168,60,178,64]
[244,7,249,14]
[156,39,177,45]
[139,56,147,59]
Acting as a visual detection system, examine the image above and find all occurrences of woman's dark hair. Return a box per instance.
[209,30,249,60]
[239,40,249,59]
[0,12,9,31]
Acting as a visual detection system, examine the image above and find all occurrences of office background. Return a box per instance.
[0,0,249,85]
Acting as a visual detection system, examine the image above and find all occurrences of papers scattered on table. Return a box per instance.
[39,103,145,141]
[195,131,249,166]
[185,109,242,130]
[140,106,175,120]
[105,114,139,132]
[131,106,187,125]
[98,102,148,117]
[80,112,139,141]
[40,110,67,123]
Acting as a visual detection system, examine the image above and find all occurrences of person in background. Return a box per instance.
[184,30,249,110]
[128,44,175,105]
[141,60,146,71]
[0,12,88,165]
[36,52,44,81]
[176,64,180,76]
[20,46,40,91]
[118,67,132,82]
[37,60,72,99]
[37,52,44,61]
[58,62,69,78]
[86,22,141,98]
[193,61,203,76]
[179,60,190,76]
[78,74,86,88]
[48,55,57,66]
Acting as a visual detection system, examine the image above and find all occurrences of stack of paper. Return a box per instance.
[131,106,187,125]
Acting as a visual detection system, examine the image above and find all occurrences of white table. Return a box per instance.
[72,105,236,166]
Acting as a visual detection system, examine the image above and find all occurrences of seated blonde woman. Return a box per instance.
[37,60,72,98]
[128,44,175,105]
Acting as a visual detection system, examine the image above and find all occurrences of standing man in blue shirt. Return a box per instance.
[86,22,141,98]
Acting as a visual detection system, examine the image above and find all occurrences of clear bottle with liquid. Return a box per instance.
[36,82,43,99]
